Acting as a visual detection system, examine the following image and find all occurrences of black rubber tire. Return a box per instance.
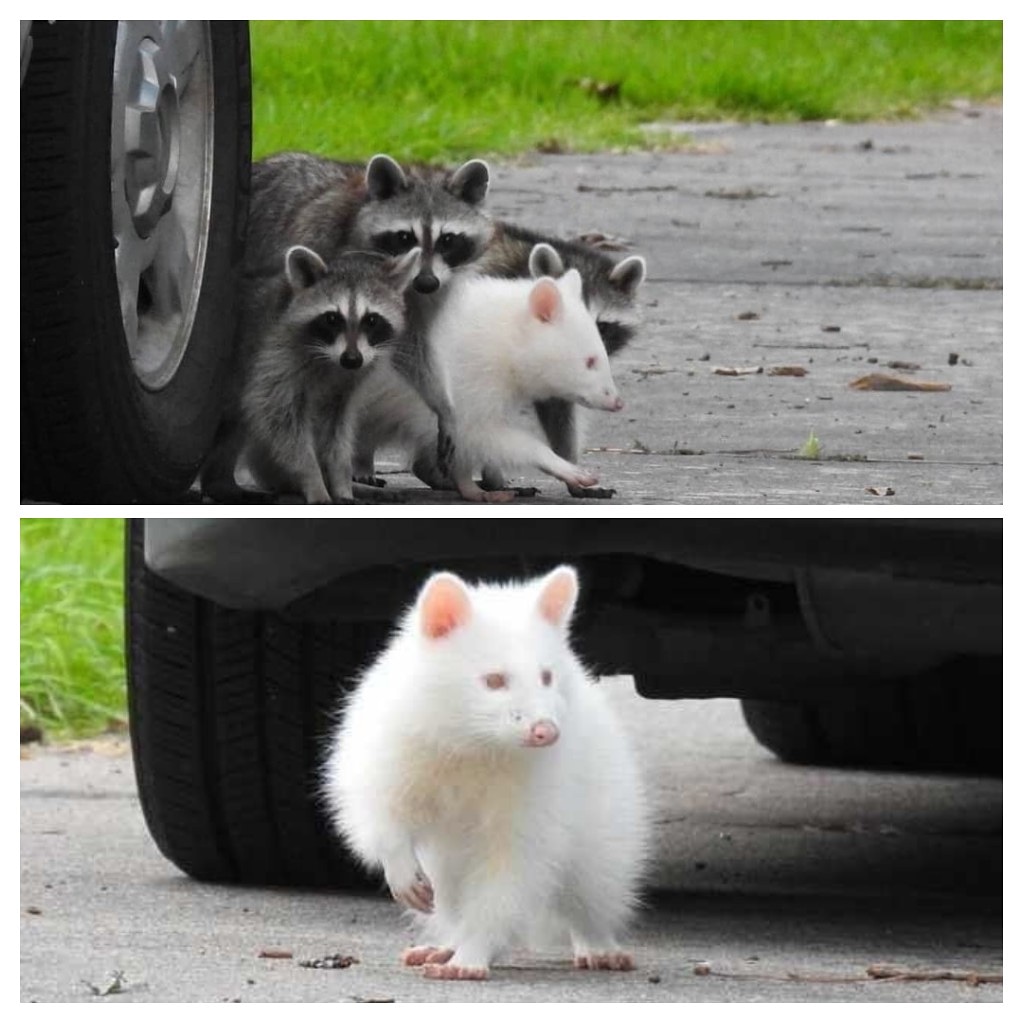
[125,520,386,886]
[21,22,251,502]
[740,658,1002,775]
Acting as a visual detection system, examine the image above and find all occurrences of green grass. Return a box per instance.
[20,519,127,738]
[251,20,1002,162]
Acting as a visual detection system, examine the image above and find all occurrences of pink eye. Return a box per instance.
[541,669,553,686]
[586,356,597,369]
[484,672,508,690]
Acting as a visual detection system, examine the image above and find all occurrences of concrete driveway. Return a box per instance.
[20,684,1001,1002]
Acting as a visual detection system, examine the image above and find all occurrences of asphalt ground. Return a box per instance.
[200,103,1001,506]
[20,683,1002,1003]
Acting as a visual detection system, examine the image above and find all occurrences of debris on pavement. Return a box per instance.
[849,373,952,392]
[768,366,809,377]
[298,954,360,970]
[258,949,294,960]
[714,365,763,376]
[866,486,896,496]
[691,962,1002,987]
[84,970,132,996]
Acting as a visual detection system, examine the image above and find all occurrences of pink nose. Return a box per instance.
[611,396,624,411]
[525,719,560,747]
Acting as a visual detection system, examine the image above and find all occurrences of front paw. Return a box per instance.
[384,858,434,914]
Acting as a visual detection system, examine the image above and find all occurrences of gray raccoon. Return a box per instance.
[245,152,494,295]
[479,226,645,496]
[201,245,418,504]
[244,151,494,481]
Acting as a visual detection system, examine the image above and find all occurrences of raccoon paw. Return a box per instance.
[573,951,635,971]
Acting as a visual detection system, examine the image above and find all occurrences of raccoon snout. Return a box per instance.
[414,272,440,294]
[340,350,364,370]
[523,719,560,748]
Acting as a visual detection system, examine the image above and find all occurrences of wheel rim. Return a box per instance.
[111,21,213,391]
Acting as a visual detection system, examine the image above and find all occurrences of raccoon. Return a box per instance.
[483,228,646,495]
[200,245,419,504]
[342,262,623,503]
[244,151,495,483]
[244,152,494,295]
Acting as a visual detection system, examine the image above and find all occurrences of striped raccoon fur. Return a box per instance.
[200,245,419,504]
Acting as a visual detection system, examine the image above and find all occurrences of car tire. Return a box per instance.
[21,21,250,502]
[740,658,1002,775]
[125,520,383,886]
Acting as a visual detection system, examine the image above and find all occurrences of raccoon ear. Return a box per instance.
[388,247,422,292]
[608,254,647,297]
[528,243,564,280]
[528,277,562,324]
[366,154,408,200]
[536,566,579,630]
[418,572,473,640]
[448,159,490,205]
[284,245,328,291]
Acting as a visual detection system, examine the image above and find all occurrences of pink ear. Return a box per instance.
[528,278,562,323]
[537,566,578,628]
[419,573,473,639]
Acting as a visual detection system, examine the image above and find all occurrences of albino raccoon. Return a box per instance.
[321,565,649,980]
[475,226,647,496]
[200,245,418,504]
[342,264,623,503]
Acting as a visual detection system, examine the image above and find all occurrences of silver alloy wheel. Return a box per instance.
[111,21,213,391]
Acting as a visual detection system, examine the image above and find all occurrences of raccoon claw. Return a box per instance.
[402,946,454,967]
[574,951,635,971]
[568,485,617,500]
[423,963,489,981]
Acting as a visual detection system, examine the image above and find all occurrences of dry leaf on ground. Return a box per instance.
[849,373,951,392]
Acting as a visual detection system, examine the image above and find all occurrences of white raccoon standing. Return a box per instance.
[344,265,624,502]
[322,565,649,980]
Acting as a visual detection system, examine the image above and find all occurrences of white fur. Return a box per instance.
[321,566,648,977]
[341,269,622,499]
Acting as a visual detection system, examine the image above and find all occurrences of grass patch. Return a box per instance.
[20,519,126,738]
[251,20,1002,162]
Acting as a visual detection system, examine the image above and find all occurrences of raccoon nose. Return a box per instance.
[414,272,440,294]
[340,350,363,370]
[524,719,560,748]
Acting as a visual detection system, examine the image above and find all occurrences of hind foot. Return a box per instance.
[402,946,454,967]
[574,951,635,971]
[423,962,489,981]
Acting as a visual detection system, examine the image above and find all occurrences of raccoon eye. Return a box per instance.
[361,311,394,345]
[586,356,597,370]
[374,230,418,256]
[541,669,553,687]
[483,672,508,691]
[309,310,345,341]
[436,232,473,267]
